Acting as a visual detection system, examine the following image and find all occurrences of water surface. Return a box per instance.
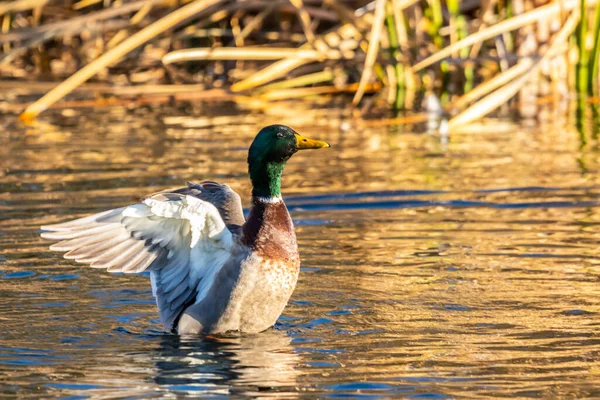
[1,103,600,398]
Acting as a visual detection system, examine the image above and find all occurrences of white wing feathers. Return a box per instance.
[122,195,234,250]
[41,194,235,331]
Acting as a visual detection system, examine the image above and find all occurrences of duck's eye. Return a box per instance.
[276,132,284,138]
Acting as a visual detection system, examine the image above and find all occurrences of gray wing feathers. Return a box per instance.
[150,251,199,331]
[153,181,246,228]
[41,184,238,332]
[42,208,157,273]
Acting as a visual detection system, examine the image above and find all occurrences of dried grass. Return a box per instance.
[0,0,598,128]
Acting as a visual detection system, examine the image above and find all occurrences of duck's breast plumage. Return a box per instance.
[179,251,300,334]
[179,199,301,334]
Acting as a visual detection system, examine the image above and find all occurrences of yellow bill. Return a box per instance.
[295,133,330,150]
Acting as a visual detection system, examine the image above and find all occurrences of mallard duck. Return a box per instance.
[41,125,330,335]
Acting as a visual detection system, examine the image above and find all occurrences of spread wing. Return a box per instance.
[153,181,245,233]
[41,181,245,332]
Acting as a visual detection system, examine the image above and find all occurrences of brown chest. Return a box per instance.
[242,200,299,262]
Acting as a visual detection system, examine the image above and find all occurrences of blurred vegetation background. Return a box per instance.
[0,0,598,127]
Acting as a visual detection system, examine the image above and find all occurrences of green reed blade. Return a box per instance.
[589,0,600,93]
[577,0,589,93]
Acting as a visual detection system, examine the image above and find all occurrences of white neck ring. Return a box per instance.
[256,195,283,204]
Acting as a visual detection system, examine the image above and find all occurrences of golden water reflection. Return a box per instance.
[1,103,600,397]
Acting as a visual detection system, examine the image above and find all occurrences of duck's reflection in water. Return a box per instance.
[152,329,301,397]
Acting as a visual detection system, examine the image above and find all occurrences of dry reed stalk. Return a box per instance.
[2,0,598,125]
[0,80,210,95]
[231,22,362,91]
[391,0,410,55]
[289,0,316,43]
[395,0,425,14]
[260,86,347,100]
[324,0,370,30]
[413,0,595,72]
[178,2,359,92]
[453,44,570,109]
[106,1,156,49]
[1,13,9,54]
[3,88,232,113]
[467,0,495,60]
[237,5,276,42]
[72,0,104,11]
[0,0,164,43]
[162,47,344,63]
[231,57,312,91]
[19,0,225,121]
[352,0,386,105]
[0,0,49,16]
[495,36,510,71]
[261,82,379,100]
[259,70,334,91]
[449,8,580,129]
[106,29,130,49]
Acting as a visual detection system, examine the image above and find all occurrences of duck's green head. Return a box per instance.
[248,124,329,199]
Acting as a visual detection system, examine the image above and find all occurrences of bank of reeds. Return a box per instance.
[0,0,598,127]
